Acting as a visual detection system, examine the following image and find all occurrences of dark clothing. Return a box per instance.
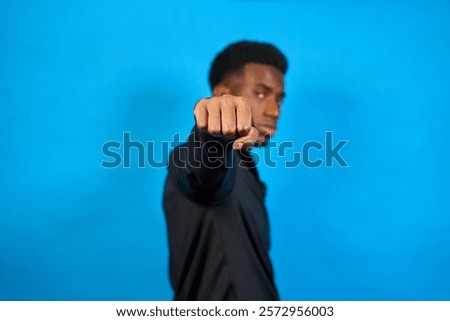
[163,127,278,300]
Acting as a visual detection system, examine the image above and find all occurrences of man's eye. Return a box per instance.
[256,92,265,99]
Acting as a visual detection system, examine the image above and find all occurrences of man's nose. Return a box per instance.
[264,99,280,118]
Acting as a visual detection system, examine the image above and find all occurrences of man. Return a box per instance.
[163,40,287,300]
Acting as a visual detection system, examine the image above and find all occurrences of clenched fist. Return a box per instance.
[194,94,260,150]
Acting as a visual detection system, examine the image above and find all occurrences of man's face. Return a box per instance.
[219,63,285,145]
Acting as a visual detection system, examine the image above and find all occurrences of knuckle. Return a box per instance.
[207,102,220,112]
[194,98,206,109]
[239,95,248,104]
[222,94,235,106]
[196,121,207,129]
[239,125,251,133]
[222,129,235,137]
[209,127,220,135]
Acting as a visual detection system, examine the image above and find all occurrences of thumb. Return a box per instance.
[232,127,260,150]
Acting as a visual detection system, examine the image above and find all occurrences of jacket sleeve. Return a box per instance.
[167,126,236,204]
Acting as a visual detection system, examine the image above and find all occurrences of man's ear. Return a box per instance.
[213,84,230,97]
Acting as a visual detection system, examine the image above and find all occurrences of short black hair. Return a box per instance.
[208,40,288,90]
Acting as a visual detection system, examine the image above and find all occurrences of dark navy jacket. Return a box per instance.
[163,126,278,300]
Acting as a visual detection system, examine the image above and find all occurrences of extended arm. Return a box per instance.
[169,95,259,204]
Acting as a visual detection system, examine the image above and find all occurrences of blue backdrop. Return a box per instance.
[1,0,449,300]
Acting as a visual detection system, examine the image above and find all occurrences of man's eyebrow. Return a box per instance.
[255,83,286,100]
[255,83,272,91]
